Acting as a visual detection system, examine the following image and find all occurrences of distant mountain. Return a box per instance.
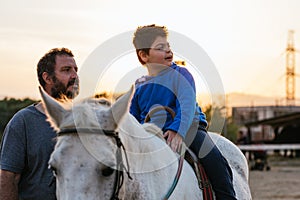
[226,92,288,108]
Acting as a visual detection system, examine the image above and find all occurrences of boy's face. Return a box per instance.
[145,36,173,67]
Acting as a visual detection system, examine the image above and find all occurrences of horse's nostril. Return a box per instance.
[102,167,115,177]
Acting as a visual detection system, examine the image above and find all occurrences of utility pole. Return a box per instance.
[286,30,296,106]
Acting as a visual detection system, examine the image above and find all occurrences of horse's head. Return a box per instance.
[39,86,134,200]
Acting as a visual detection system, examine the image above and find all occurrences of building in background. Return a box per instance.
[232,106,300,142]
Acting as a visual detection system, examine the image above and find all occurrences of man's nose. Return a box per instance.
[70,68,78,79]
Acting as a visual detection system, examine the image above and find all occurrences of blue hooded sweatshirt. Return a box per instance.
[130,63,207,138]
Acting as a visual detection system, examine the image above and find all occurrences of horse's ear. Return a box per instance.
[109,85,134,124]
[39,86,68,130]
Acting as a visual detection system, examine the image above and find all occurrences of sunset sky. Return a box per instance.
[1,0,300,106]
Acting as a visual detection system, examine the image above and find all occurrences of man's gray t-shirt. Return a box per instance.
[0,104,56,200]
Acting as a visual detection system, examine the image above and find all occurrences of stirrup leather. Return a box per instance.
[184,148,214,200]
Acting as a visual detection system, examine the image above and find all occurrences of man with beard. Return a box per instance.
[0,48,79,200]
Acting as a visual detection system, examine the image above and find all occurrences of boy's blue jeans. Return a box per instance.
[185,122,237,200]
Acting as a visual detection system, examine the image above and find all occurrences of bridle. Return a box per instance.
[55,124,182,200]
[57,128,132,200]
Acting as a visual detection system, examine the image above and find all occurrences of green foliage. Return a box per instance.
[0,97,38,140]
[203,104,212,124]
[203,104,226,133]
[203,104,239,142]
[225,116,239,142]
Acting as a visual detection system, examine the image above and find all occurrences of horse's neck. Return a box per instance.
[118,114,178,173]
[118,114,183,199]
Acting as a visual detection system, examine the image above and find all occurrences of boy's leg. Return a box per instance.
[186,123,237,200]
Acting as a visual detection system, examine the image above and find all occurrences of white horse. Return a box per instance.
[40,86,252,200]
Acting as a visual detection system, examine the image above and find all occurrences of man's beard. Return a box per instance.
[51,77,79,99]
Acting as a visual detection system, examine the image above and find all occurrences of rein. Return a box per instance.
[163,154,185,200]
[57,128,132,200]
[144,106,184,200]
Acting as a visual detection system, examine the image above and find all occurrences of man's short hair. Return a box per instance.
[37,47,74,88]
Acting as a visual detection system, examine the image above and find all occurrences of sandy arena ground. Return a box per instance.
[248,156,300,200]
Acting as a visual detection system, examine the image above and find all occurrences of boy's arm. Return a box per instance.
[0,169,20,200]
[166,68,197,138]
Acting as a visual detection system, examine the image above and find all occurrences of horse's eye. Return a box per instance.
[102,167,114,177]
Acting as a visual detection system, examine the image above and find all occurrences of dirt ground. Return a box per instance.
[248,155,300,200]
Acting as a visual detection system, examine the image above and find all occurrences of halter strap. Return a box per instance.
[58,128,117,136]
[57,128,132,200]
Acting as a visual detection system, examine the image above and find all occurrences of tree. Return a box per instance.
[225,116,239,142]
[203,104,239,142]
[0,98,38,141]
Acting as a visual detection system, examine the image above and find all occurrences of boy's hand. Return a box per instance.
[163,130,183,153]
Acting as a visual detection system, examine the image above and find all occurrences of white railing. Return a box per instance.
[237,144,300,151]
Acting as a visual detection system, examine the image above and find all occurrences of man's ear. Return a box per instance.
[42,72,53,85]
[138,50,148,63]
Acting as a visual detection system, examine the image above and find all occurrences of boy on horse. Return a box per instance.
[129,24,237,200]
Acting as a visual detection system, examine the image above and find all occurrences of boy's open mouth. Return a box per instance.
[165,56,173,60]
